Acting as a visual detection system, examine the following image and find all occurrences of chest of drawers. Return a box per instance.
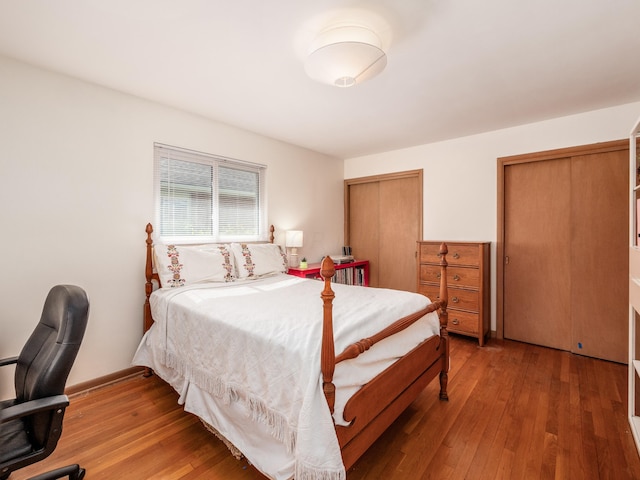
[417,241,490,345]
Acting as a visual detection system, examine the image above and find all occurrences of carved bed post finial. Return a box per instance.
[438,242,449,401]
[320,256,337,414]
[269,225,275,244]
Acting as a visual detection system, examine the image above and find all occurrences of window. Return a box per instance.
[154,143,267,243]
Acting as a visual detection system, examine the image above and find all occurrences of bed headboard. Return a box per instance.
[143,223,276,332]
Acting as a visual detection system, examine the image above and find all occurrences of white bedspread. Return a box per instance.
[133,274,439,480]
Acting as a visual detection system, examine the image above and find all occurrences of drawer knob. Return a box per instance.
[453,274,460,281]
[452,296,459,303]
[452,319,460,325]
[436,273,441,279]
[453,253,460,259]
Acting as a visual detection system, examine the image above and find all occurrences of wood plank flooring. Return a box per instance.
[12,335,640,479]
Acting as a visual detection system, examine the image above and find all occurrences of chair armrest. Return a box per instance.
[0,395,69,424]
[0,356,18,367]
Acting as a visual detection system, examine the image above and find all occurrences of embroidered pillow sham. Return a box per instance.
[154,243,235,287]
[230,243,287,279]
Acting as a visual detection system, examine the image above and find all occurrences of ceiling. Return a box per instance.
[1,0,639,159]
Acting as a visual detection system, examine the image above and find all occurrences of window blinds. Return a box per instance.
[154,143,267,243]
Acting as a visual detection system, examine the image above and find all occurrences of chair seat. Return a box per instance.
[0,400,33,464]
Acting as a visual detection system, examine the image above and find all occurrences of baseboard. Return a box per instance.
[66,366,145,397]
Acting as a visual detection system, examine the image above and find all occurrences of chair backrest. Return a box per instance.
[14,285,89,445]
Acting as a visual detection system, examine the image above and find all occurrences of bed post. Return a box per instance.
[143,223,155,377]
[320,256,337,414]
[144,223,154,333]
[438,242,449,401]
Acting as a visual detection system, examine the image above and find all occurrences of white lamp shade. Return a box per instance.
[285,230,303,248]
[305,25,387,87]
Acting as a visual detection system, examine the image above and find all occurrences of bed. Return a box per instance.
[133,223,450,480]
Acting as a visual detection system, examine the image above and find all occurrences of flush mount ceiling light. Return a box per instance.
[304,25,387,88]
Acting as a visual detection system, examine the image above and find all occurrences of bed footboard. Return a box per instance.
[319,243,449,469]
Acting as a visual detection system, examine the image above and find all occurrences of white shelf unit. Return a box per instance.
[629,113,640,453]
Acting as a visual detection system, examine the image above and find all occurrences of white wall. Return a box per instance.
[345,101,640,332]
[0,55,344,399]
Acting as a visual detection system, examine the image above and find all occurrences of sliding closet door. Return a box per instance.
[345,170,422,291]
[503,158,572,350]
[570,150,628,363]
[500,140,629,363]
[378,177,421,292]
[348,182,380,286]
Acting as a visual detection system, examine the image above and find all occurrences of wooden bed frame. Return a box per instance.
[143,223,450,472]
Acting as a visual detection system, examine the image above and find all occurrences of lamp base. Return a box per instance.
[288,248,299,268]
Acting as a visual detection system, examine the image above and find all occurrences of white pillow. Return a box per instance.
[231,243,287,279]
[154,243,235,287]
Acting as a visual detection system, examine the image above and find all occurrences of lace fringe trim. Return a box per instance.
[162,348,346,480]
[296,464,346,480]
[163,349,297,454]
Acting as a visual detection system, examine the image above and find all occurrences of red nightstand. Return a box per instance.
[287,260,369,286]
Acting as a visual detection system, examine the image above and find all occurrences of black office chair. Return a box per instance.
[0,285,89,480]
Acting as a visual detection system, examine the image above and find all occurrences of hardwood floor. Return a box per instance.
[12,335,640,479]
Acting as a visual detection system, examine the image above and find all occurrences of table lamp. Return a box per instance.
[285,230,303,267]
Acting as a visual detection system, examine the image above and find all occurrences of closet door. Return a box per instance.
[570,149,628,363]
[500,140,629,363]
[503,158,572,350]
[378,176,421,291]
[345,170,422,292]
[348,182,380,286]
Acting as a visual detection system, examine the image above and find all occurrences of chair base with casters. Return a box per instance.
[0,285,89,480]
[26,464,85,480]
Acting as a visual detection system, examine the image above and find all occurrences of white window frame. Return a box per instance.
[154,143,268,244]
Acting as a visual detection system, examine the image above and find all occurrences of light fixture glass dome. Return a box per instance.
[304,25,387,88]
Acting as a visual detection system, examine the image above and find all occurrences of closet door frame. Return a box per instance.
[496,139,627,340]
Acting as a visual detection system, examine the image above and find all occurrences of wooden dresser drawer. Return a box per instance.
[448,310,480,335]
[419,243,481,266]
[419,264,480,287]
[418,284,443,303]
[418,285,479,312]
